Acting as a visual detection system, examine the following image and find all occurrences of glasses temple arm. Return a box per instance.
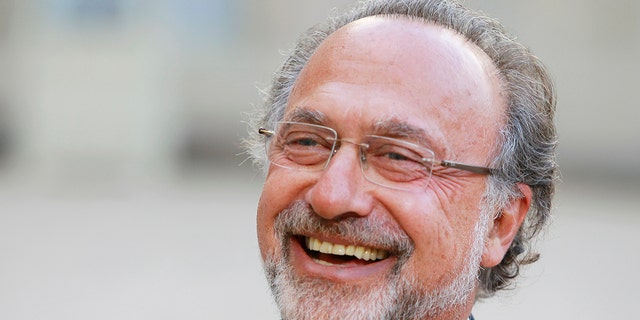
[439,160,494,175]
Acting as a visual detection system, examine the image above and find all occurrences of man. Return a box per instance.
[245,0,557,319]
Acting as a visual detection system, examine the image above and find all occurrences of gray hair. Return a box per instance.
[245,0,558,298]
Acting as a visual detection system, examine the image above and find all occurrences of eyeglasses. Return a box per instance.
[258,121,493,191]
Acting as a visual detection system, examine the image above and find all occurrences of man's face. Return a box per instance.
[257,17,505,319]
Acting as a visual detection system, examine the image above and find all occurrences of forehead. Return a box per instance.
[285,16,505,158]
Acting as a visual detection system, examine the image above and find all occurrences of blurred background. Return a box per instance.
[0,0,637,319]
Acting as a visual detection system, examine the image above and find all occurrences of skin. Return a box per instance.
[257,16,531,319]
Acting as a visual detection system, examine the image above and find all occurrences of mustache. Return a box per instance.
[274,200,414,258]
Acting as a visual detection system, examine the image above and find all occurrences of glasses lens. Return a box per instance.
[262,123,437,191]
[361,135,435,191]
[266,122,337,171]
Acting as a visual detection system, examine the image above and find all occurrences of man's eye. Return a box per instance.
[291,138,319,147]
[282,133,331,149]
[372,145,418,162]
[385,152,409,161]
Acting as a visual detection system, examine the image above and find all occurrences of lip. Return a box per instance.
[289,235,397,283]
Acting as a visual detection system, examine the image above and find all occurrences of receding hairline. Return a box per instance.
[298,14,508,114]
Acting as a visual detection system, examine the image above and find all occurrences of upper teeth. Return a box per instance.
[305,237,389,261]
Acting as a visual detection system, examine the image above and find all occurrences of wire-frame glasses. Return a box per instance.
[258,121,493,191]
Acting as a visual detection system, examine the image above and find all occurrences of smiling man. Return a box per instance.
[245,0,557,319]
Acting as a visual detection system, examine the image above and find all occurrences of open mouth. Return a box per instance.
[299,236,390,266]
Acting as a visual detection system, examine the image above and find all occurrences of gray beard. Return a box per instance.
[262,201,490,320]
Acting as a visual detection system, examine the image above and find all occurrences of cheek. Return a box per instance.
[386,188,482,283]
[256,168,313,258]
[256,192,276,260]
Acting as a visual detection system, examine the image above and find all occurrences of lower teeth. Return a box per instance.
[314,259,335,266]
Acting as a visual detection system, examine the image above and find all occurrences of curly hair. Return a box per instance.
[245,0,558,298]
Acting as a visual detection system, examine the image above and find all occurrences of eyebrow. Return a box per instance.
[284,107,327,125]
[372,118,431,144]
[372,119,450,157]
[285,107,445,154]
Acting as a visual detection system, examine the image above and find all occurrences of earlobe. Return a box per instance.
[480,183,532,268]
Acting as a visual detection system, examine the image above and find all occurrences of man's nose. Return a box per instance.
[304,143,374,220]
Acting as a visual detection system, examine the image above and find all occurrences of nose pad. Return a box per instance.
[359,146,368,170]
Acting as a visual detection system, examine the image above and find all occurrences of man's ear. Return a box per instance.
[481,183,532,268]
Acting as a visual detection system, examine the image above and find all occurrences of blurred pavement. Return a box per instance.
[0,163,637,319]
